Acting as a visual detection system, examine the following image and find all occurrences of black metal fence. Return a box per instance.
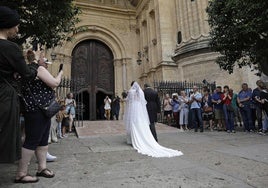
[57,78,216,126]
[56,77,87,127]
[153,80,216,123]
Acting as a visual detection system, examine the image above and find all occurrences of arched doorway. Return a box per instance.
[71,40,114,120]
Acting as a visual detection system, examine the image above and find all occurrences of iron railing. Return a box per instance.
[56,77,87,127]
[153,80,216,123]
[57,78,216,126]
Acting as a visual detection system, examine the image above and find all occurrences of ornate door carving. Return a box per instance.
[72,40,114,120]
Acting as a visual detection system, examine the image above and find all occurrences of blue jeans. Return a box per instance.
[239,105,254,131]
[191,108,203,130]
[223,104,235,131]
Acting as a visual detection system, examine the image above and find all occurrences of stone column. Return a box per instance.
[114,59,122,95]
[122,60,127,91]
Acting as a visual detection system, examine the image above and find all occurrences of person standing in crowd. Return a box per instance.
[65,92,76,132]
[252,80,263,132]
[112,95,121,120]
[188,90,194,129]
[0,6,38,164]
[202,89,214,131]
[15,51,63,183]
[163,93,173,126]
[178,90,189,130]
[237,83,254,132]
[104,95,111,120]
[230,89,243,127]
[171,93,180,130]
[212,86,225,131]
[56,104,67,139]
[143,83,161,142]
[256,81,268,134]
[189,86,203,132]
[222,85,235,133]
[61,112,70,137]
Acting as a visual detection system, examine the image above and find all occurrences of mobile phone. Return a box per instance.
[59,64,63,72]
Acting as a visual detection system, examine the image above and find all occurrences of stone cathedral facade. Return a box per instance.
[48,0,258,117]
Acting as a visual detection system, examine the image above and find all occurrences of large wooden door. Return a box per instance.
[71,40,114,120]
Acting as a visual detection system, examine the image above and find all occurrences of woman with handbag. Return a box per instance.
[0,6,37,164]
[14,50,63,183]
[202,89,214,131]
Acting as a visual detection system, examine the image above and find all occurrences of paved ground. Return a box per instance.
[0,121,268,188]
[75,121,177,138]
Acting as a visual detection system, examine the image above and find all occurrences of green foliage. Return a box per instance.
[206,0,268,74]
[0,0,80,48]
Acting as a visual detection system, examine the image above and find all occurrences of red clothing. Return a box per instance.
[221,93,233,105]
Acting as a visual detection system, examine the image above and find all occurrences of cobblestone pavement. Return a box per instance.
[0,121,268,188]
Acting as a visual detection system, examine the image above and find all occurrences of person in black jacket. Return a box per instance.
[143,83,161,142]
[0,6,37,165]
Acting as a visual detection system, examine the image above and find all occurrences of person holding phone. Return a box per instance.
[15,50,63,183]
[37,57,58,161]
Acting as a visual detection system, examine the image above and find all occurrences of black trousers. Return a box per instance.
[23,110,51,150]
[149,123,158,142]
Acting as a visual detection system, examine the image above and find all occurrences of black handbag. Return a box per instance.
[40,97,61,118]
[26,84,61,118]
[0,76,61,118]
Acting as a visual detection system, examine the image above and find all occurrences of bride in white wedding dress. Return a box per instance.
[124,82,183,158]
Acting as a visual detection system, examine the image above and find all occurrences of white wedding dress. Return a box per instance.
[124,82,183,158]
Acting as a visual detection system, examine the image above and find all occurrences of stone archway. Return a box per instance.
[71,39,114,120]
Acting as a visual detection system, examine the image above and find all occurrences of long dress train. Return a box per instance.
[124,82,183,158]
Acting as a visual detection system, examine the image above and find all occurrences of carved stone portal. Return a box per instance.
[71,40,114,120]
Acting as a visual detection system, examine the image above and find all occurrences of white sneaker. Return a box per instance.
[46,152,57,162]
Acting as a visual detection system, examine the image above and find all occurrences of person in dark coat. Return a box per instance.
[112,95,121,120]
[143,83,161,142]
[0,6,37,164]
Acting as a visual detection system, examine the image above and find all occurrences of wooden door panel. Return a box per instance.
[96,42,114,93]
[71,40,114,120]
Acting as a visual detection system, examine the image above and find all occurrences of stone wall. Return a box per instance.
[172,0,258,92]
[46,0,259,96]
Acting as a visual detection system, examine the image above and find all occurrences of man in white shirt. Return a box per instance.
[104,96,111,120]
[189,86,203,132]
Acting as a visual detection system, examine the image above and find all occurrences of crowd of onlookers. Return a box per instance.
[162,81,268,135]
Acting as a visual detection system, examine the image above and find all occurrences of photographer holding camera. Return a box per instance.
[104,96,111,120]
[163,94,173,126]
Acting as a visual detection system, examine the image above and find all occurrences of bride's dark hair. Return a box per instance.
[131,81,135,86]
